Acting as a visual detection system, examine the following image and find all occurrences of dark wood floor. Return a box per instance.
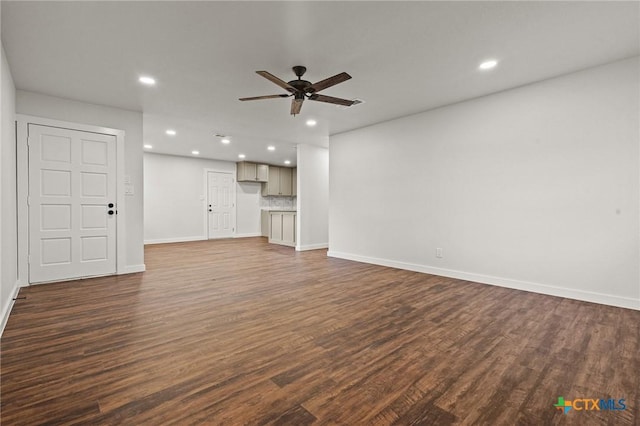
[1,238,638,425]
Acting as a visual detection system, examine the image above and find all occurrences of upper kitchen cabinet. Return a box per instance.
[237,162,268,182]
[279,167,292,196]
[262,166,293,196]
[292,168,297,196]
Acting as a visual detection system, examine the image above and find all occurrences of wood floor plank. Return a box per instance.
[1,237,638,425]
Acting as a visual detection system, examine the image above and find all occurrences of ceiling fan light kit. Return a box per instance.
[239,66,356,116]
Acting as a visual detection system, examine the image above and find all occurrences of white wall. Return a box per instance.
[237,182,262,237]
[15,90,145,271]
[1,44,18,332]
[296,144,329,251]
[144,152,261,243]
[329,57,640,310]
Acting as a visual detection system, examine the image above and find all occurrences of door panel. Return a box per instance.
[81,236,108,261]
[81,139,108,165]
[40,134,71,162]
[41,169,71,196]
[207,172,235,239]
[81,205,107,229]
[41,238,71,264]
[41,204,71,230]
[81,172,107,196]
[29,124,117,283]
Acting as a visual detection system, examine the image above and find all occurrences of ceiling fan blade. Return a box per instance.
[239,94,290,101]
[256,71,295,92]
[308,94,356,107]
[308,72,351,93]
[291,98,303,115]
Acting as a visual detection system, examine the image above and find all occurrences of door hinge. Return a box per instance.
[27,196,31,206]
[28,254,32,263]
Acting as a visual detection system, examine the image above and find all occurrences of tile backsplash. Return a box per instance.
[260,195,296,211]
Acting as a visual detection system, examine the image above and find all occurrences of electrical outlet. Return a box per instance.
[436,248,443,258]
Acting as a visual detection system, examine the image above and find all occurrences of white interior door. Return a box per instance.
[207,171,235,239]
[28,124,117,283]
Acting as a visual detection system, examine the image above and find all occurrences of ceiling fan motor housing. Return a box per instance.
[288,79,313,93]
[288,66,316,93]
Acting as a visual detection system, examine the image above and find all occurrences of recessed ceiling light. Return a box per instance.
[238,154,246,159]
[284,160,291,165]
[306,119,317,127]
[479,60,498,70]
[267,146,276,151]
[221,138,231,144]
[191,150,199,155]
[166,129,176,136]
[138,76,156,85]
[144,144,153,149]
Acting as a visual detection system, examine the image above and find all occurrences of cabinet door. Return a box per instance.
[236,162,247,181]
[261,210,270,237]
[256,164,269,182]
[292,168,297,196]
[270,212,283,241]
[279,167,292,196]
[237,162,257,181]
[267,166,281,195]
[282,213,295,244]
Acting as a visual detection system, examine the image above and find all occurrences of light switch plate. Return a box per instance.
[125,183,134,196]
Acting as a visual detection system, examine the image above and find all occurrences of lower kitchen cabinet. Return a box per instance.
[261,210,270,237]
[269,211,296,247]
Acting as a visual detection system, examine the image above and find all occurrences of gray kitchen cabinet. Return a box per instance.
[262,166,280,195]
[261,210,270,237]
[292,168,297,196]
[237,162,268,182]
[269,211,296,247]
[279,167,292,196]
[261,166,293,196]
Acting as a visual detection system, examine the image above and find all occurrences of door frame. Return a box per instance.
[203,168,236,239]
[16,114,126,285]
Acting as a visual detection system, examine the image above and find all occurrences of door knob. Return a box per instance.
[108,210,115,215]
[108,203,114,208]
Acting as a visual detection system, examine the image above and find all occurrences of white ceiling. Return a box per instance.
[3,1,639,166]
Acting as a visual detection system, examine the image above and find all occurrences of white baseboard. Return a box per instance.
[327,251,640,311]
[234,233,262,238]
[144,236,206,245]
[120,264,146,274]
[1,280,22,337]
[296,243,329,251]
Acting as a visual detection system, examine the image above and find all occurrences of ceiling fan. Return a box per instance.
[239,66,356,116]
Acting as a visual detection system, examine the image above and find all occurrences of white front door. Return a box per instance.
[207,172,235,239]
[28,124,117,283]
